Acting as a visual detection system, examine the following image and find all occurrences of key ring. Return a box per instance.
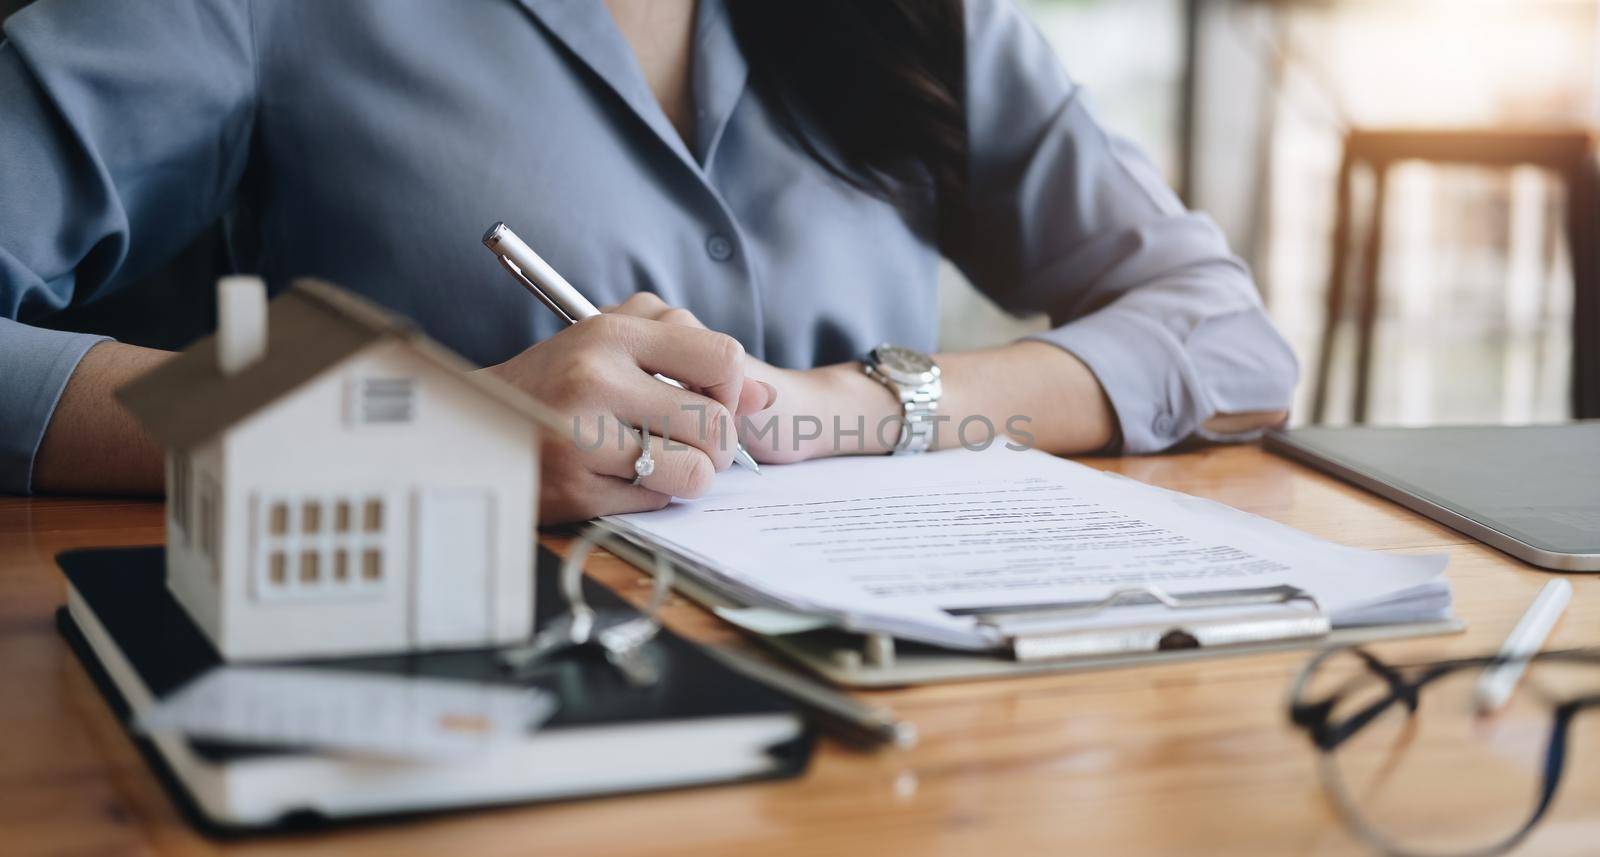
[498,527,674,686]
[556,534,602,640]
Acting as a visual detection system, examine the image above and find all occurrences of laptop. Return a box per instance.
[1265,424,1600,571]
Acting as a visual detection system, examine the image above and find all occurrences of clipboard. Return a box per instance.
[594,532,1465,688]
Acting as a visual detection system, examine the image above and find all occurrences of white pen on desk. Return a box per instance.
[1474,578,1572,715]
[482,222,761,475]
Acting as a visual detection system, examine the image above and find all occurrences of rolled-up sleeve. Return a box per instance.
[0,0,256,493]
[951,0,1298,452]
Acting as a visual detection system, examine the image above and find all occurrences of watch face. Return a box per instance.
[874,345,936,382]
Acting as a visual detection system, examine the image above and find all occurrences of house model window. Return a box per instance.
[199,475,219,578]
[254,494,387,602]
[351,377,416,425]
[170,453,193,546]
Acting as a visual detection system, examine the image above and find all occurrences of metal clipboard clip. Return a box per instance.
[956,584,1330,662]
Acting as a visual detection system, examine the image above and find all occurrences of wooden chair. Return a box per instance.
[1310,128,1600,423]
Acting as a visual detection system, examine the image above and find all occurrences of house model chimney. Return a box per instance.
[216,276,267,375]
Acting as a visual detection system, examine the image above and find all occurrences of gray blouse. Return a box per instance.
[0,0,1298,493]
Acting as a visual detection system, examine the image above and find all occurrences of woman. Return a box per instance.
[0,0,1296,522]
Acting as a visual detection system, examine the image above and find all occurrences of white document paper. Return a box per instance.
[606,446,1450,651]
[138,667,558,759]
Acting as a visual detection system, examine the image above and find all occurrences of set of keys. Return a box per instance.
[498,531,673,688]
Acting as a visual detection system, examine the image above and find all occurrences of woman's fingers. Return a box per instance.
[575,420,718,498]
[604,297,774,414]
[494,306,767,523]
[740,378,778,415]
[655,306,709,330]
[608,291,672,319]
[537,435,673,522]
[576,314,746,415]
[540,463,672,522]
[606,373,737,470]
[610,293,710,329]
[604,483,676,515]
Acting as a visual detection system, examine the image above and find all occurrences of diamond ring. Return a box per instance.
[631,427,654,485]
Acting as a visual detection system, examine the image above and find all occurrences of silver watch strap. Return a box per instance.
[897,383,939,454]
[863,356,942,455]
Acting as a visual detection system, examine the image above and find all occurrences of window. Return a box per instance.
[350,377,416,425]
[199,495,214,558]
[253,492,388,602]
[170,453,192,545]
[198,475,220,581]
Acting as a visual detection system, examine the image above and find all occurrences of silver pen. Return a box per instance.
[483,222,761,474]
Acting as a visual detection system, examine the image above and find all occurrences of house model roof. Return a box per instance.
[118,278,563,450]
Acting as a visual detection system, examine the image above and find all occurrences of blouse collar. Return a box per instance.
[511,0,749,173]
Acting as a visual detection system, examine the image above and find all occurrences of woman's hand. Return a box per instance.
[480,311,777,523]
[604,294,898,465]
[598,295,1286,475]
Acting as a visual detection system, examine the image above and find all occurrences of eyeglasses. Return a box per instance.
[1288,646,1600,857]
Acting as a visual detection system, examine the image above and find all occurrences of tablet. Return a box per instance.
[1265,424,1600,571]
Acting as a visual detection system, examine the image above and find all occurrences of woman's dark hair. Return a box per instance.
[726,1,969,245]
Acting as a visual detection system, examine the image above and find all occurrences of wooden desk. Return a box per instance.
[4,445,1595,856]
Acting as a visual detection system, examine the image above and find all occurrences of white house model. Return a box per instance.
[118,277,560,662]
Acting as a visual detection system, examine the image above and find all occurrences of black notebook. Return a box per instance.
[57,545,811,833]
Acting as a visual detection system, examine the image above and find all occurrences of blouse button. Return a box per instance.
[1153,412,1176,436]
[705,233,734,262]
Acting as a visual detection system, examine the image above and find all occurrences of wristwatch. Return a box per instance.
[862,344,943,454]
